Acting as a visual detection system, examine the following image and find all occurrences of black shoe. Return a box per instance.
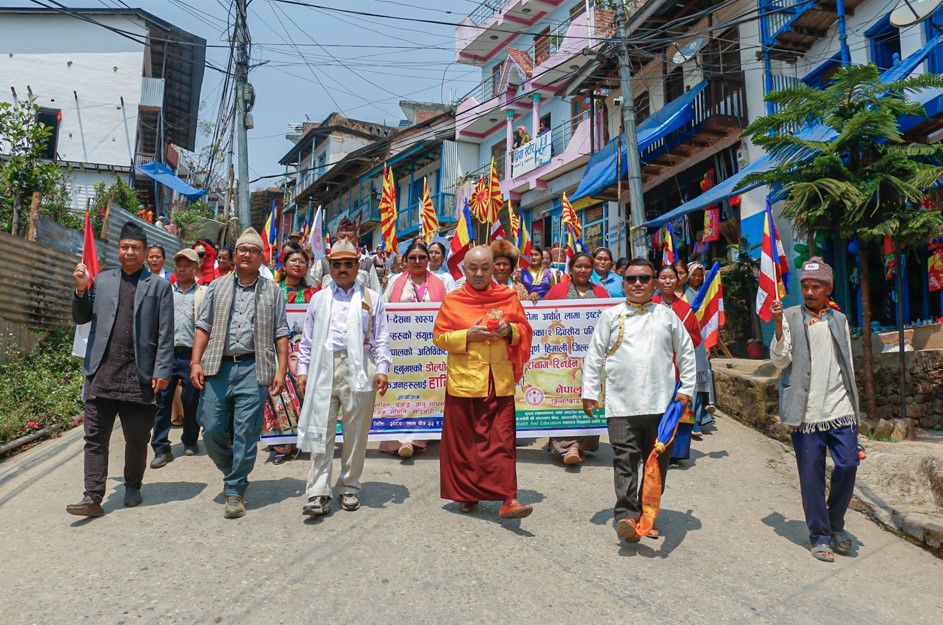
[184,446,198,456]
[150,451,174,469]
[124,487,142,507]
[302,496,331,516]
[66,496,104,517]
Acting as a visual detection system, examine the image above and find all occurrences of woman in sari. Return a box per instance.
[380,241,449,458]
[543,253,609,465]
[653,265,702,465]
[521,246,559,301]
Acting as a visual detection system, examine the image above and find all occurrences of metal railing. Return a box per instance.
[468,0,511,26]
[528,20,569,66]
[762,0,812,44]
[396,192,458,234]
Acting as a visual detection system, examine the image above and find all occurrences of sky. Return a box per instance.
[8,0,485,186]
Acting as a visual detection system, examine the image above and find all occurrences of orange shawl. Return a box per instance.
[433,282,533,383]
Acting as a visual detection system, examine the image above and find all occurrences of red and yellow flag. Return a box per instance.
[419,177,438,244]
[488,157,503,225]
[561,192,581,239]
[509,203,520,242]
[379,165,399,253]
[469,174,489,223]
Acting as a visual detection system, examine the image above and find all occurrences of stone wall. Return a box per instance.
[858,350,943,430]
[711,359,790,443]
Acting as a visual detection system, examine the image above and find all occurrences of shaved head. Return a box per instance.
[464,245,494,291]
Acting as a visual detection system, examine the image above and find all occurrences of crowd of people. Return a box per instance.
[65,218,862,560]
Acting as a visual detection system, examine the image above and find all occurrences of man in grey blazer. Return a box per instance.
[67,221,174,517]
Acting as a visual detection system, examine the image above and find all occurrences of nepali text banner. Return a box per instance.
[261,299,620,445]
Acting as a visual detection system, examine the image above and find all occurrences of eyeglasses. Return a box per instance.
[407,255,428,262]
[331,260,356,269]
[196,251,206,258]
[235,247,261,256]
[624,274,654,284]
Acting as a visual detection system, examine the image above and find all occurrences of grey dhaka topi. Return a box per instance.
[801,256,833,286]
[235,227,264,250]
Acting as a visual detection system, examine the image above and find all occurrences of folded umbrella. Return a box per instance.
[635,383,683,538]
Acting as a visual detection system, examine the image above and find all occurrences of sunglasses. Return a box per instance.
[196,251,206,258]
[407,255,428,262]
[331,260,356,269]
[624,274,654,284]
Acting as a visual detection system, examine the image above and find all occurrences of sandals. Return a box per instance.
[272,453,289,465]
[831,530,854,554]
[811,544,835,562]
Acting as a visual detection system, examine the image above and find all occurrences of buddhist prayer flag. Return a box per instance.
[379,165,399,253]
[518,211,532,270]
[560,192,581,239]
[509,203,520,242]
[690,261,725,350]
[756,200,789,322]
[262,201,277,261]
[488,157,503,225]
[308,206,325,261]
[419,177,438,244]
[662,222,676,267]
[636,386,684,538]
[448,198,475,279]
[469,174,489,223]
[325,232,332,254]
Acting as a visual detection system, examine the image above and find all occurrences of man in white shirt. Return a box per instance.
[770,257,859,563]
[582,258,695,544]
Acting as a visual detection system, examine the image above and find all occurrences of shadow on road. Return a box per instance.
[360,481,410,508]
[676,448,730,469]
[440,488,546,537]
[212,477,307,510]
[762,511,810,549]
[102,480,207,510]
[613,508,701,558]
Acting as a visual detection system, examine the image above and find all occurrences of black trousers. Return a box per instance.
[83,398,156,502]
[607,414,672,522]
[151,353,200,454]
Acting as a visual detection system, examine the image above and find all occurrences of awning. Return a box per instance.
[136,161,206,201]
[881,33,943,83]
[570,81,708,201]
[642,124,838,229]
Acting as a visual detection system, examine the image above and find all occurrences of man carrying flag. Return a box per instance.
[757,200,790,321]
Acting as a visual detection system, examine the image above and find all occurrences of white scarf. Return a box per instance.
[296,284,372,453]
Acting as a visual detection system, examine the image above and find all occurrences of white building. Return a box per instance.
[0,7,205,212]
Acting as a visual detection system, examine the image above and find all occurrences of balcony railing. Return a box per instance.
[527,21,568,66]
[396,192,458,235]
[468,0,510,26]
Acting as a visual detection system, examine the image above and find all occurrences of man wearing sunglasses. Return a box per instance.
[308,218,381,293]
[295,239,391,517]
[190,228,290,519]
[581,258,695,544]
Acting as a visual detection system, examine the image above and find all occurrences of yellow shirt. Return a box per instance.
[433,324,522,398]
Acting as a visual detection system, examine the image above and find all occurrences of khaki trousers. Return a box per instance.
[305,351,377,498]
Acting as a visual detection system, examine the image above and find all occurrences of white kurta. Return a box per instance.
[770,311,855,425]
[582,301,696,417]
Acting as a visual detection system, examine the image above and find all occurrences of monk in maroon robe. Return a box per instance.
[433,246,534,518]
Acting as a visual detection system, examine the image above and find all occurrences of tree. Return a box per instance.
[0,98,62,236]
[741,64,943,420]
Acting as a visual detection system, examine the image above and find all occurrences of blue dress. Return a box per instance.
[591,270,624,298]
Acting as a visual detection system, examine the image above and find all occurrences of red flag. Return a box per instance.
[82,211,100,287]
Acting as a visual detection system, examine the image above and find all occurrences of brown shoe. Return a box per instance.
[563,447,583,465]
[66,496,104,517]
[616,518,641,543]
[397,444,414,459]
[458,502,478,513]
[499,499,533,519]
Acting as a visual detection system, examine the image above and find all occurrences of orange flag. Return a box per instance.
[487,157,503,225]
[561,192,581,239]
[469,174,489,223]
[419,177,438,244]
[379,165,399,253]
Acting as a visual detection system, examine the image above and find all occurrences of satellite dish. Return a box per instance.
[890,0,943,27]
[672,38,705,65]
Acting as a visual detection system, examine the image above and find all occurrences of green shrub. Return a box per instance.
[0,331,84,447]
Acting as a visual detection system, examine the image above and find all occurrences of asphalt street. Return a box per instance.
[1,413,941,625]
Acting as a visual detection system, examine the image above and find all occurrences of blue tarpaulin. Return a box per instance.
[136,161,206,201]
[570,81,709,201]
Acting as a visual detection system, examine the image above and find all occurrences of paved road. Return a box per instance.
[2,413,941,625]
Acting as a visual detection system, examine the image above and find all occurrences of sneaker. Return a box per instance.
[302,496,331,516]
[184,446,198,457]
[123,487,142,507]
[340,493,361,512]
[150,451,174,469]
[224,495,245,519]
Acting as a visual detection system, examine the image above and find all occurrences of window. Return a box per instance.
[802,53,841,89]
[664,67,685,104]
[315,153,327,178]
[490,61,504,99]
[491,140,505,180]
[534,27,551,65]
[866,15,901,72]
[409,178,424,209]
[634,92,650,125]
[702,28,741,77]
[571,96,592,122]
[926,8,943,74]
[35,108,61,161]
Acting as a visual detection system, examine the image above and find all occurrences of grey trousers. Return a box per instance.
[607,414,672,522]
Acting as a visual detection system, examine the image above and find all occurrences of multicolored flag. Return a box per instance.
[448,198,476,279]
[509,204,520,242]
[261,201,277,261]
[636,383,684,538]
[690,261,725,350]
[469,174,489,223]
[72,211,101,358]
[560,192,581,239]
[419,177,438,244]
[518,210,532,270]
[379,165,399,254]
[662,222,676,267]
[489,200,507,241]
[756,200,789,322]
[488,157,503,225]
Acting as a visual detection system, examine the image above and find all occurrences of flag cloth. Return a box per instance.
[560,192,581,239]
[72,211,101,358]
[490,218,507,241]
[261,201,276,261]
[565,224,588,271]
[662,223,676,267]
[448,198,475,279]
[756,200,788,322]
[488,157,503,225]
[379,165,399,253]
[308,206,325,261]
[509,203,520,242]
[635,385,684,538]
[325,232,332,255]
[930,239,943,292]
[690,261,725,350]
[518,211,532,270]
[469,174,489,223]
[419,177,439,244]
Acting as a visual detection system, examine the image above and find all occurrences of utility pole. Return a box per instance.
[234,0,252,227]
[613,1,649,258]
